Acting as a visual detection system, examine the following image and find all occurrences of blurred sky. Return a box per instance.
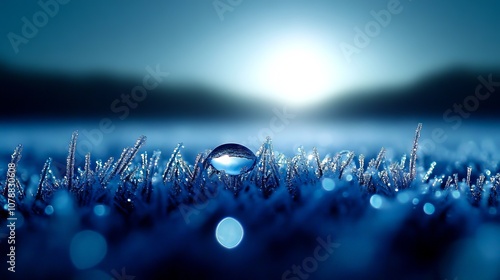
[1,0,499,106]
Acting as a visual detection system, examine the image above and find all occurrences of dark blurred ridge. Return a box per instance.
[1,63,499,121]
[311,66,500,121]
[0,63,273,121]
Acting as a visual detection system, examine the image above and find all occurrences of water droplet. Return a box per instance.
[207,144,256,176]
[412,198,419,205]
[423,203,435,215]
[215,217,244,249]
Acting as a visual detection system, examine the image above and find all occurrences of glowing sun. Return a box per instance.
[256,38,338,107]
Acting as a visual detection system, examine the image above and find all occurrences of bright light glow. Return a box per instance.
[256,36,339,107]
[397,192,410,204]
[93,204,108,216]
[423,203,435,215]
[321,178,335,191]
[215,217,244,249]
[370,194,383,209]
[70,230,107,269]
[44,205,54,215]
[211,155,256,176]
[345,174,353,182]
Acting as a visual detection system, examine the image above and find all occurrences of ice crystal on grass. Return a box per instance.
[2,123,500,221]
[3,122,500,280]
[65,131,78,191]
[422,161,437,183]
[285,146,317,199]
[409,123,422,181]
[249,137,280,197]
[162,143,192,195]
[35,158,52,202]
[141,150,161,203]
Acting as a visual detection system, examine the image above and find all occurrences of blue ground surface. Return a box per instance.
[1,120,500,280]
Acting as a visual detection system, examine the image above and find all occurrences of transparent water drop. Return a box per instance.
[207,144,256,176]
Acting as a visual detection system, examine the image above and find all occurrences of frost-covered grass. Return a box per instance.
[1,123,500,280]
